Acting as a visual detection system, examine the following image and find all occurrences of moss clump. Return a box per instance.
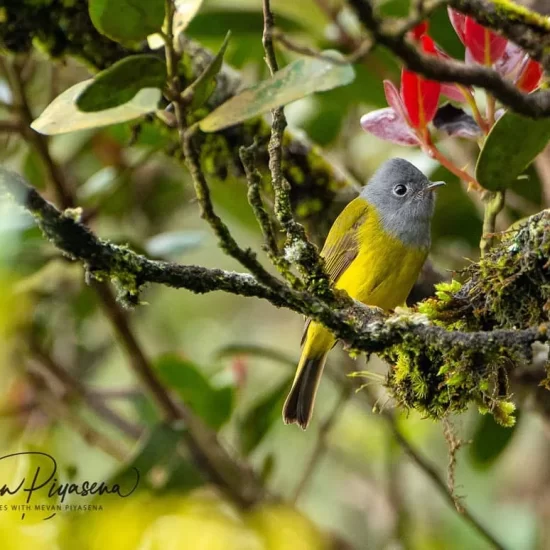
[459,211,550,329]
[489,0,550,31]
[0,0,129,68]
[383,335,519,426]
[379,213,550,426]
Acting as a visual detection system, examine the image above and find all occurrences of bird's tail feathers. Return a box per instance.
[282,352,327,430]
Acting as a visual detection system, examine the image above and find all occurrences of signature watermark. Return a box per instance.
[0,452,139,520]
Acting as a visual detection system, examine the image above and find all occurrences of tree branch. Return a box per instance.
[262,0,333,295]
[2,167,549,400]
[347,0,550,118]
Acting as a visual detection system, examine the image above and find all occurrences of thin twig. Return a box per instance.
[35,389,129,462]
[358,385,505,550]
[183,126,280,289]
[1,58,73,208]
[480,190,505,256]
[239,142,302,288]
[0,120,21,133]
[292,385,351,503]
[262,0,333,297]
[29,344,143,439]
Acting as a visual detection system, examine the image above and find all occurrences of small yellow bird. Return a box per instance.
[283,158,445,429]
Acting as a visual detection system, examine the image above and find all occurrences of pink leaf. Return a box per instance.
[383,80,409,122]
[441,83,469,103]
[360,108,420,146]
[448,8,466,42]
[495,42,525,76]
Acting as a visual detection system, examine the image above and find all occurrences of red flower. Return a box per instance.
[448,8,507,66]
[401,35,441,129]
[516,58,543,92]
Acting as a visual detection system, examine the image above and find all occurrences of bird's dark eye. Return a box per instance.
[393,184,408,197]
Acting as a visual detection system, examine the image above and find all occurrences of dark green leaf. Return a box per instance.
[31,80,161,135]
[239,376,292,456]
[155,354,234,429]
[76,56,166,112]
[182,31,230,110]
[89,0,166,44]
[162,456,204,493]
[469,411,520,469]
[476,110,550,191]
[111,423,184,488]
[23,150,45,190]
[199,51,355,132]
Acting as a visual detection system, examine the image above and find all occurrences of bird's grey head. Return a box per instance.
[360,158,444,249]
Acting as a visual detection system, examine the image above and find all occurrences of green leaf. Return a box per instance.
[79,167,119,201]
[76,56,166,112]
[469,411,520,469]
[111,423,185,488]
[174,0,206,33]
[23,150,45,190]
[155,354,234,429]
[89,0,166,44]
[144,230,205,258]
[182,31,230,110]
[199,51,355,132]
[239,376,292,456]
[31,80,161,135]
[476,110,550,191]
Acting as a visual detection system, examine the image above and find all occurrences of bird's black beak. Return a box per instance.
[426,181,446,192]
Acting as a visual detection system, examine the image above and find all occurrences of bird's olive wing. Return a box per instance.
[301,197,369,345]
[321,196,369,283]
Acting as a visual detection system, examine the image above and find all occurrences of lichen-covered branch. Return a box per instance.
[3,167,550,429]
[261,0,333,296]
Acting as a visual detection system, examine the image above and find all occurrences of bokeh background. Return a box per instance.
[1,0,550,549]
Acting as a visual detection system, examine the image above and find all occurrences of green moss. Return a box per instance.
[490,0,550,30]
[375,211,550,427]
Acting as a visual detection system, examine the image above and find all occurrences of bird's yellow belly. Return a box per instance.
[335,220,428,311]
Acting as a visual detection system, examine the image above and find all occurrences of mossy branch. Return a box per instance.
[3,167,550,430]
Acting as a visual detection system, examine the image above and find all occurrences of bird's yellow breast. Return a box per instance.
[335,205,428,311]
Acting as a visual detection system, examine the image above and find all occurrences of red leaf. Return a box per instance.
[360,108,420,146]
[400,36,441,128]
[464,17,507,65]
[448,8,466,42]
[411,22,428,40]
[516,58,543,92]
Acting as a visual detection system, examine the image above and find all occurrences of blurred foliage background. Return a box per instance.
[1,0,550,549]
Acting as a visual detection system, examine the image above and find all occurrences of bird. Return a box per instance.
[283,158,445,429]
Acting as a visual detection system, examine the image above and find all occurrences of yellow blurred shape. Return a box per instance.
[247,503,327,550]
